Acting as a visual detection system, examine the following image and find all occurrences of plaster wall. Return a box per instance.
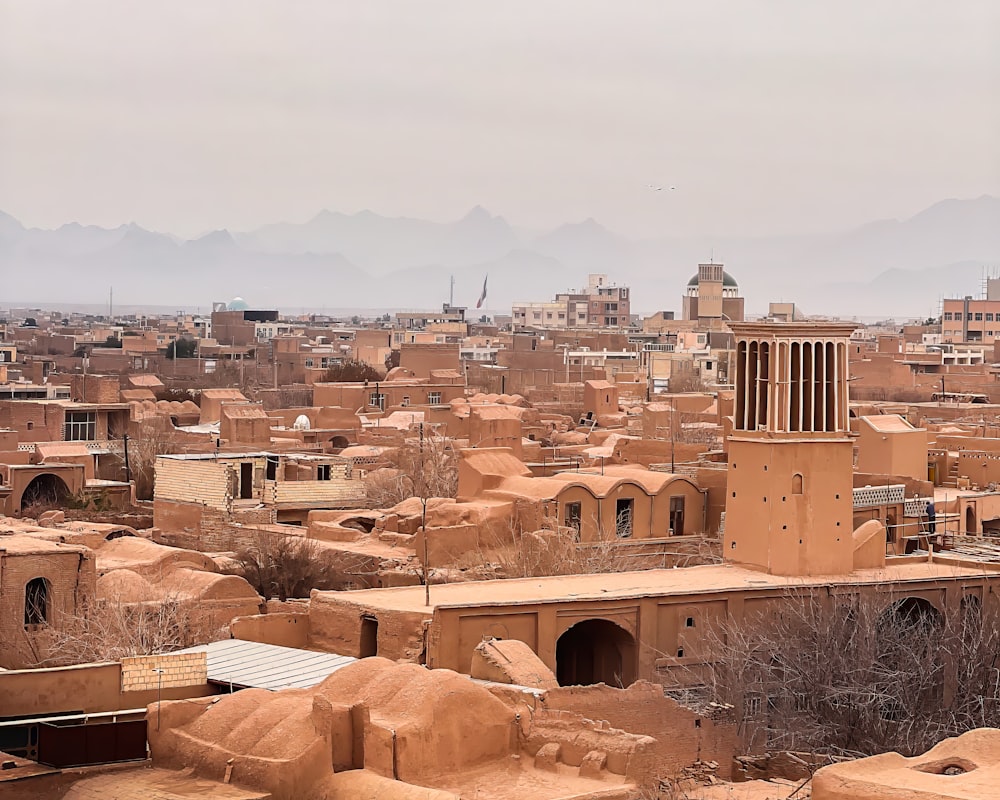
[0,545,95,668]
[725,436,854,576]
[0,658,215,718]
[857,422,929,481]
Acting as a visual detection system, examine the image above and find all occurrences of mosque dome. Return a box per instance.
[686,271,739,288]
[292,414,311,431]
[227,297,250,311]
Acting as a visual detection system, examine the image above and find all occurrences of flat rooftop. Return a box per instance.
[319,560,994,614]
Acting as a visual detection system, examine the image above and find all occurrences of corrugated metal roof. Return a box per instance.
[173,639,356,690]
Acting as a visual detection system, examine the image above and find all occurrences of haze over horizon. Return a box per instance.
[2,1,999,241]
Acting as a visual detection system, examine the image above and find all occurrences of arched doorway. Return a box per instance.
[329,435,350,452]
[20,473,70,511]
[881,596,942,632]
[966,506,977,535]
[556,619,637,687]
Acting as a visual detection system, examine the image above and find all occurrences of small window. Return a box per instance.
[369,392,385,410]
[401,396,410,407]
[564,502,582,538]
[317,464,331,481]
[975,313,983,321]
[988,313,995,322]
[792,474,803,494]
[427,391,442,405]
[944,312,953,321]
[685,616,695,628]
[24,577,49,627]
[64,411,96,441]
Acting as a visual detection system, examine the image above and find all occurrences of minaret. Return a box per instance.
[723,322,857,576]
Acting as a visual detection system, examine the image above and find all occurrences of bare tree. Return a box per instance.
[693,590,1000,757]
[322,359,384,382]
[112,420,179,501]
[363,431,459,506]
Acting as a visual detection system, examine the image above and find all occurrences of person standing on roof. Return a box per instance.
[925,500,936,534]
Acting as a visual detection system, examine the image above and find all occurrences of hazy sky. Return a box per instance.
[1,1,998,239]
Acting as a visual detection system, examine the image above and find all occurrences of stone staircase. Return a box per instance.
[943,457,960,488]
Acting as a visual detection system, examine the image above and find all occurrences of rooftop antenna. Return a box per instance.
[109,286,113,319]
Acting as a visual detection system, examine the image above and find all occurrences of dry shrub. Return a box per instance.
[224,531,364,600]
[364,468,411,507]
[30,595,194,667]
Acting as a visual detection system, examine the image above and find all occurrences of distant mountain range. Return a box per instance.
[2,196,998,319]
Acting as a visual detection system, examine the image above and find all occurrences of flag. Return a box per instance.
[476,275,488,309]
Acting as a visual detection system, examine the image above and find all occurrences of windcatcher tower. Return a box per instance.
[724,322,856,576]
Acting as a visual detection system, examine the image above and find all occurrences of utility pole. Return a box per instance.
[123,433,131,483]
[152,667,165,731]
[421,497,430,607]
[671,403,676,474]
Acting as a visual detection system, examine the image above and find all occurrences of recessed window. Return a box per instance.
[685,617,695,628]
[677,648,685,658]
[64,411,96,441]
[24,577,49,627]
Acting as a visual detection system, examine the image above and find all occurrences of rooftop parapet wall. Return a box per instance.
[154,458,232,510]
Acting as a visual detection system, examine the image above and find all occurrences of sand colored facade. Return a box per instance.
[0,532,95,668]
[0,653,214,720]
[725,322,856,576]
[303,561,994,693]
[457,448,706,541]
[153,451,367,536]
[148,657,674,800]
[856,414,929,481]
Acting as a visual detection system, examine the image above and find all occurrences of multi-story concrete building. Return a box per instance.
[942,294,1000,345]
[513,274,631,329]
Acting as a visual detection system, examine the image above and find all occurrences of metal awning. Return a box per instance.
[173,639,356,690]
